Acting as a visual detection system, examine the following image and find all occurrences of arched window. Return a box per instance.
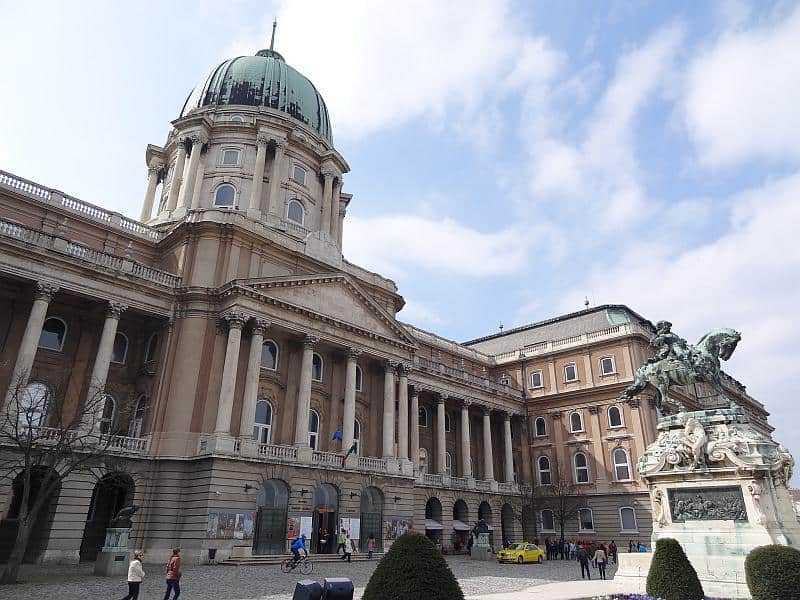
[261,340,279,370]
[578,508,594,531]
[18,382,49,428]
[253,400,273,444]
[355,365,363,392]
[213,184,236,207]
[418,406,429,428]
[111,332,128,364]
[619,506,638,532]
[99,395,115,434]
[574,452,590,484]
[608,405,623,428]
[599,356,616,375]
[286,199,304,224]
[308,409,320,450]
[144,333,159,363]
[419,448,429,474]
[564,362,578,382]
[444,412,451,433]
[569,411,584,433]
[613,448,632,481]
[312,353,324,382]
[445,451,452,476]
[540,509,555,531]
[353,419,361,455]
[230,115,244,124]
[291,165,306,184]
[535,416,547,437]
[128,395,146,438]
[38,317,66,351]
[537,456,552,485]
[221,148,241,166]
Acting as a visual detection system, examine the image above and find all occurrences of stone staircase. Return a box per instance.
[220,552,385,566]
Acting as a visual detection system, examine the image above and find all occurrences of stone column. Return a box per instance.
[336,206,346,248]
[397,363,410,464]
[320,171,334,235]
[342,348,361,450]
[189,149,206,210]
[436,395,447,474]
[140,162,162,222]
[215,313,245,435]
[330,178,342,239]
[293,335,318,448]
[176,134,204,211]
[410,388,420,472]
[239,320,269,439]
[165,138,187,212]
[588,406,607,482]
[461,400,472,478]
[86,302,127,414]
[266,141,286,219]
[248,133,269,217]
[551,412,565,480]
[382,361,396,459]
[2,283,59,410]
[503,413,515,483]
[482,409,495,481]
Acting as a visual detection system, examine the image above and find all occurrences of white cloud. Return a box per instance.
[397,299,445,328]
[683,6,800,167]
[343,214,540,278]
[558,172,800,477]
[225,0,561,141]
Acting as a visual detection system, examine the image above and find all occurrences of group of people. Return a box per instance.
[291,529,379,565]
[118,547,181,600]
[574,541,616,580]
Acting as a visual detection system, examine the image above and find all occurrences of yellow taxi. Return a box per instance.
[496,542,545,564]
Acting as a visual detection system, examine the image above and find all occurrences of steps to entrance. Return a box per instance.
[221,552,385,566]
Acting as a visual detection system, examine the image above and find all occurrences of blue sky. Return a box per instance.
[2,0,800,481]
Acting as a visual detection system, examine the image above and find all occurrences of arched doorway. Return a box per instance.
[501,503,515,547]
[252,479,288,555]
[359,487,383,552]
[424,496,443,548]
[79,472,135,562]
[0,467,61,563]
[452,499,469,553]
[478,501,494,548]
[312,483,338,554]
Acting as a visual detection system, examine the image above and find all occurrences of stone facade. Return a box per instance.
[0,47,774,566]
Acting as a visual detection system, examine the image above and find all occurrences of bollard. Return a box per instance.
[292,579,323,600]
[322,577,354,600]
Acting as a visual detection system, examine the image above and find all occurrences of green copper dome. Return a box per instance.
[181,49,332,142]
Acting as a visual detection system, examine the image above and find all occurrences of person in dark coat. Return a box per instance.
[576,545,591,579]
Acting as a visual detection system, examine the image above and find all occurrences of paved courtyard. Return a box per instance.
[2,556,618,600]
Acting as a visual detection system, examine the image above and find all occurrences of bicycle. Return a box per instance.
[280,554,313,575]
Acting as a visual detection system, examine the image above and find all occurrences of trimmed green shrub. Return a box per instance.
[363,532,464,600]
[745,544,800,600]
[645,538,704,600]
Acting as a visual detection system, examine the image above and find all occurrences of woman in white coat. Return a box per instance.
[119,550,145,600]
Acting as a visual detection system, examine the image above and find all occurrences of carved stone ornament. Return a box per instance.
[347,347,362,359]
[222,312,246,329]
[251,319,270,336]
[668,487,748,522]
[34,282,60,302]
[302,335,319,349]
[256,133,270,146]
[107,302,127,319]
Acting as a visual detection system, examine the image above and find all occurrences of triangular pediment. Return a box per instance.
[238,274,416,347]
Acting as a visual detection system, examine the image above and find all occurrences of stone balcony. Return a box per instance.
[416,471,520,495]
[0,426,151,456]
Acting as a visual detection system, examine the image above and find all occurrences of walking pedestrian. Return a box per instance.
[340,533,357,563]
[610,540,618,564]
[628,539,635,553]
[367,533,377,559]
[576,545,591,579]
[119,550,145,600]
[163,548,181,600]
[593,545,608,580]
[336,529,347,555]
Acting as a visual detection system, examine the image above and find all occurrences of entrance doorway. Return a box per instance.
[252,480,288,555]
[0,467,61,563]
[79,473,134,562]
[501,503,515,547]
[478,501,494,548]
[424,496,443,548]
[358,487,383,552]
[312,484,338,554]
[452,499,469,553]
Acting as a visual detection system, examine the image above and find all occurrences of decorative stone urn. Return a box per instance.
[616,406,799,598]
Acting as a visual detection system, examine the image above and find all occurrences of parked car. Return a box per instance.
[496,542,545,564]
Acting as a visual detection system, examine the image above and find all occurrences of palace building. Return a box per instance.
[0,44,770,565]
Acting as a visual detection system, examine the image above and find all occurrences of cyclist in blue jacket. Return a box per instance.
[290,534,308,565]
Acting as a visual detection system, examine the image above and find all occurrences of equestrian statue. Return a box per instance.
[620,320,741,412]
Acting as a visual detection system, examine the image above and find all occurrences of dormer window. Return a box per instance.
[230,115,244,124]
[221,148,241,166]
[291,165,306,185]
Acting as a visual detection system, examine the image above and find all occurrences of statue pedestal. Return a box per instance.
[616,408,799,599]
[94,527,131,577]
[470,532,493,561]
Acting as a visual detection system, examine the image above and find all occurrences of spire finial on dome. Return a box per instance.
[270,18,277,52]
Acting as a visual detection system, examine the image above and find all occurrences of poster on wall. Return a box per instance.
[205,509,255,540]
[384,517,414,540]
[287,516,300,540]
[300,516,313,540]
[339,517,360,540]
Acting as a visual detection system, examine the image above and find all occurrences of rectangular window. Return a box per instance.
[541,510,555,531]
[222,149,240,166]
[578,508,594,531]
[564,363,578,382]
[600,356,616,375]
[620,507,638,532]
[291,165,306,184]
[530,370,543,388]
